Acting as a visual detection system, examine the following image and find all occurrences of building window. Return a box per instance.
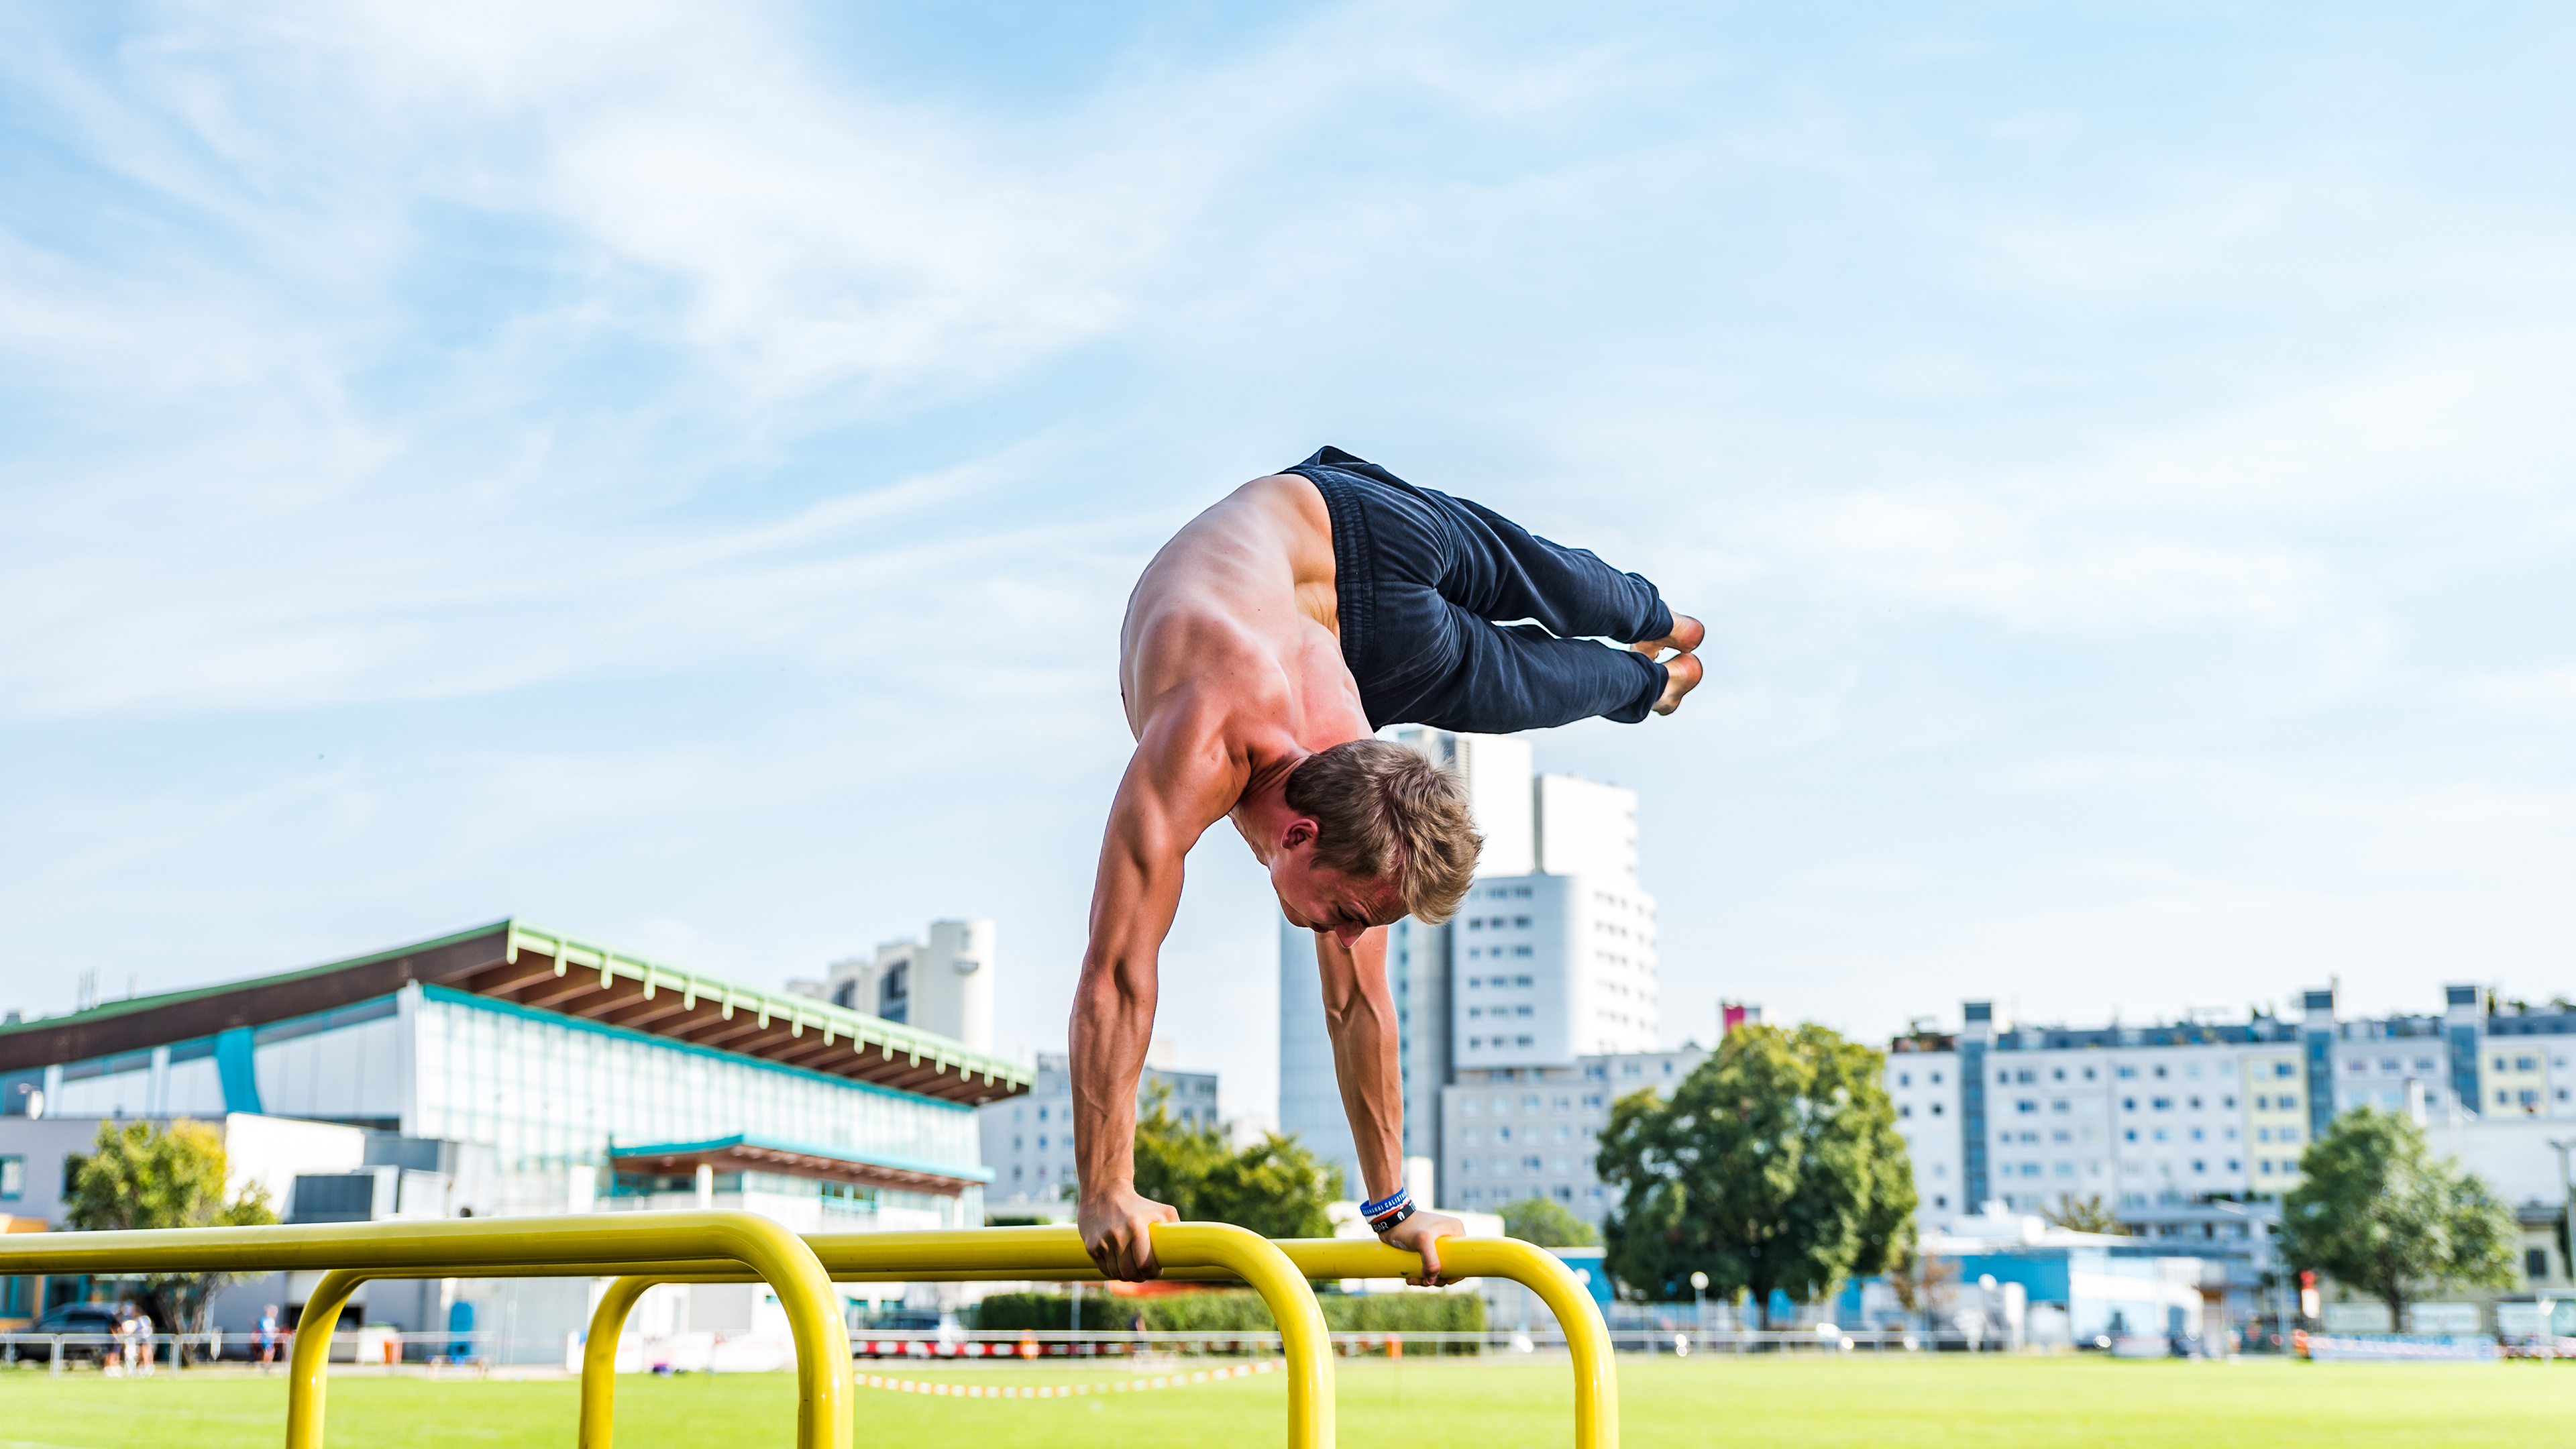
[0,1155,19,1201]
[2528,1248,2550,1281]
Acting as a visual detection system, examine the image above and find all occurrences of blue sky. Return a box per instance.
[5,3,2573,1118]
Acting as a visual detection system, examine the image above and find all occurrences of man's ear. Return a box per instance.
[1280,817,1320,851]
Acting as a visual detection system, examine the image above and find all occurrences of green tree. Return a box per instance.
[1130,1086,1342,1240]
[65,1118,279,1341]
[1499,1195,1600,1248]
[2278,1106,2517,1330]
[2041,1194,2127,1236]
[1597,1022,1913,1326]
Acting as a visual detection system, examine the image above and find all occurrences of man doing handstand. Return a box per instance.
[1075,446,1703,1281]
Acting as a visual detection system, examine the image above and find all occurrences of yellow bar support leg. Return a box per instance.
[1152,1225,1334,1449]
[1443,1240,1617,1449]
[580,1277,659,1449]
[284,1267,368,1449]
[694,1218,851,1449]
[1260,1237,1618,1449]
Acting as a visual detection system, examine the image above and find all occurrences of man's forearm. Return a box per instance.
[1069,961,1154,1200]
[1318,930,1405,1203]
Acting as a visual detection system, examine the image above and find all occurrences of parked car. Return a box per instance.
[30,1303,123,1362]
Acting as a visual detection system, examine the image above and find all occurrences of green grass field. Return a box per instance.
[3,1356,2567,1448]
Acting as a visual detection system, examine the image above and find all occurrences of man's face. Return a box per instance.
[1269,830,1404,947]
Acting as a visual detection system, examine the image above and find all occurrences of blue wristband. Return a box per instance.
[1360,1187,1410,1218]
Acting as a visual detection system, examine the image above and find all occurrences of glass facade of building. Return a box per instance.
[411,986,979,1179]
[19,982,987,1223]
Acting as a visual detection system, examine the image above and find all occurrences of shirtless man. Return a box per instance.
[1075,446,1703,1282]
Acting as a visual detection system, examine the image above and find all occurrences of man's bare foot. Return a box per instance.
[1632,612,1706,661]
[1653,652,1703,716]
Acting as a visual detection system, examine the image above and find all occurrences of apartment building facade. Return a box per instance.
[1892,984,2576,1232]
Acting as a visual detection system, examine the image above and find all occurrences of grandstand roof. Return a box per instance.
[0,919,1031,1107]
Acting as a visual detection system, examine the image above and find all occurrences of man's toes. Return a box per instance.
[1633,614,1707,660]
[1654,653,1704,715]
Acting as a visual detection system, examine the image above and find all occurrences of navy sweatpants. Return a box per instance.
[1283,447,1673,735]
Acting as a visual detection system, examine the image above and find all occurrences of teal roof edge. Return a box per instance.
[606,1132,994,1185]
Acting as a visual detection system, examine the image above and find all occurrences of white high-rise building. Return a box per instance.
[1277,729,1660,1196]
[1440,1044,1705,1220]
[788,919,995,1054]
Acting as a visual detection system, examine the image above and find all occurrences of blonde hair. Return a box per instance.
[1283,739,1481,924]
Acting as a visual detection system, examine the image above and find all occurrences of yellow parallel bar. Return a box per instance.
[285,1269,368,1449]
[582,1277,662,1449]
[0,1215,850,1449]
[1271,1238,1615,1449]
[574,1226,1332,1449]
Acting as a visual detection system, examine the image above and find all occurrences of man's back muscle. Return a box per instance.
[1119,477,1370,833]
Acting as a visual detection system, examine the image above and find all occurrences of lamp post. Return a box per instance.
[1690,1271,1709,1346]
[2550,1140,2573,1295]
